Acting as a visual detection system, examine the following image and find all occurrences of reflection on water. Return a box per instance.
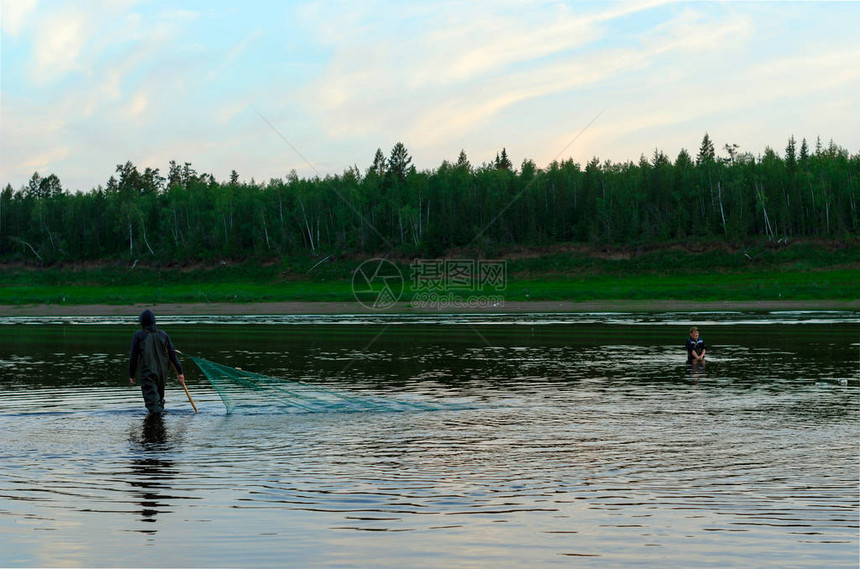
[127,414,176,531]
[0,313,857,567]
[686,359,707,382]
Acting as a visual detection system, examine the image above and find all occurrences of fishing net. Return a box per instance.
[189,355,465,414]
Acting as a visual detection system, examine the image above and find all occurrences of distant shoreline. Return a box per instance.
[1,299,857,317]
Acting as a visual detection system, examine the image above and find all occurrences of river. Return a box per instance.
[1,311,857,567]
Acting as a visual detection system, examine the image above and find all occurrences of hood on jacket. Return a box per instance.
[139,309,156,331]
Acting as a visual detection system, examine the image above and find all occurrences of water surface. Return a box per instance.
[1,312,858,567]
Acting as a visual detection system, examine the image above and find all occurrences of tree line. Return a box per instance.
[1,135,857,263]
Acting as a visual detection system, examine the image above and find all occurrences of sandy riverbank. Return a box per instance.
[0,299,857,317]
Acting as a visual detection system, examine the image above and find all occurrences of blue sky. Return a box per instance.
[2,0,858,192]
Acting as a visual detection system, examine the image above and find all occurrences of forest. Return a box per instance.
[1,134,857,264]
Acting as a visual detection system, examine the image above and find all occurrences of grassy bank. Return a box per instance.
[0,241,856,306]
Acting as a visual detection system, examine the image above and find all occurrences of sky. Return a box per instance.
[1,0,858,192]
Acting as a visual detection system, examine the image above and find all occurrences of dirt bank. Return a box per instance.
[0,299,857,317]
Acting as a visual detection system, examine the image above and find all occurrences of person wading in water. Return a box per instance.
[129,309,185,414]
[686,326,707,365]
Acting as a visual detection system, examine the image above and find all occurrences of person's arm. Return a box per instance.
[164,333,185,384]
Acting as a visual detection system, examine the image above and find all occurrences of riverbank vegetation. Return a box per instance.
[0,241,855,305]
[2,135,857,264]
[1,134,856,305]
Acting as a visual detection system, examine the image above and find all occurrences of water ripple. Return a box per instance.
[0,317,857,567]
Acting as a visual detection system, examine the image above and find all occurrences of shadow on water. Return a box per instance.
[126,414,179,533]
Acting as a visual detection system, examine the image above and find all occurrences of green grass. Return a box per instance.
[0,242,856,305]
[0,281,352,305]
[502,269,858,301]
[2,270,855,305]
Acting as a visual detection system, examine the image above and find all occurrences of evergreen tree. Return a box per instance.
[799,138,810,164]
[495,148,513,170]
[456,149,471,171]
[651,149,669,167]
[26,172,42,199]
[697,133,716,165]
[785,135,797,171]
[676,149,693,171]
[387,142,412,182]
[368,148,386,177]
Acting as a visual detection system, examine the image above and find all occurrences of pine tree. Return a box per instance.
[369,148,386,177]
[785,135,797,170]
[799,138,810,164]
[495,148,512,170]
[456,149,471,170]
[387,142,412,182]
[697,133,715,165]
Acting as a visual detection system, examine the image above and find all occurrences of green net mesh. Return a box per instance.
[189,355,465,414]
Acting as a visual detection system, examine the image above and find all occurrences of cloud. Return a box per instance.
[401,5,753,152]
[433,0,677,85]
[299,1,702,152]
[539,32,860,168]
[20,145,71,171]
[0,92,74,185]
[752,47,860,94]
[641,6,753,55]
[155,8,199,24]
[1,2,211,188]
[0,0,38,37]
[416,9,596,86]
[31,8,91,80]
[214,99,251,125]
[123,90,148,120]
[3,0,858,192]
[208,29,263,80]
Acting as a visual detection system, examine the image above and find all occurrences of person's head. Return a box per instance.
[139,309,156,331]
[689,326,699,340]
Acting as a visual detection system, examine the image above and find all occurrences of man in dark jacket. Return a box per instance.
[129,309,185,414]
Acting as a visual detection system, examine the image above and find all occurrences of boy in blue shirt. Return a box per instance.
[686,326,707,364]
